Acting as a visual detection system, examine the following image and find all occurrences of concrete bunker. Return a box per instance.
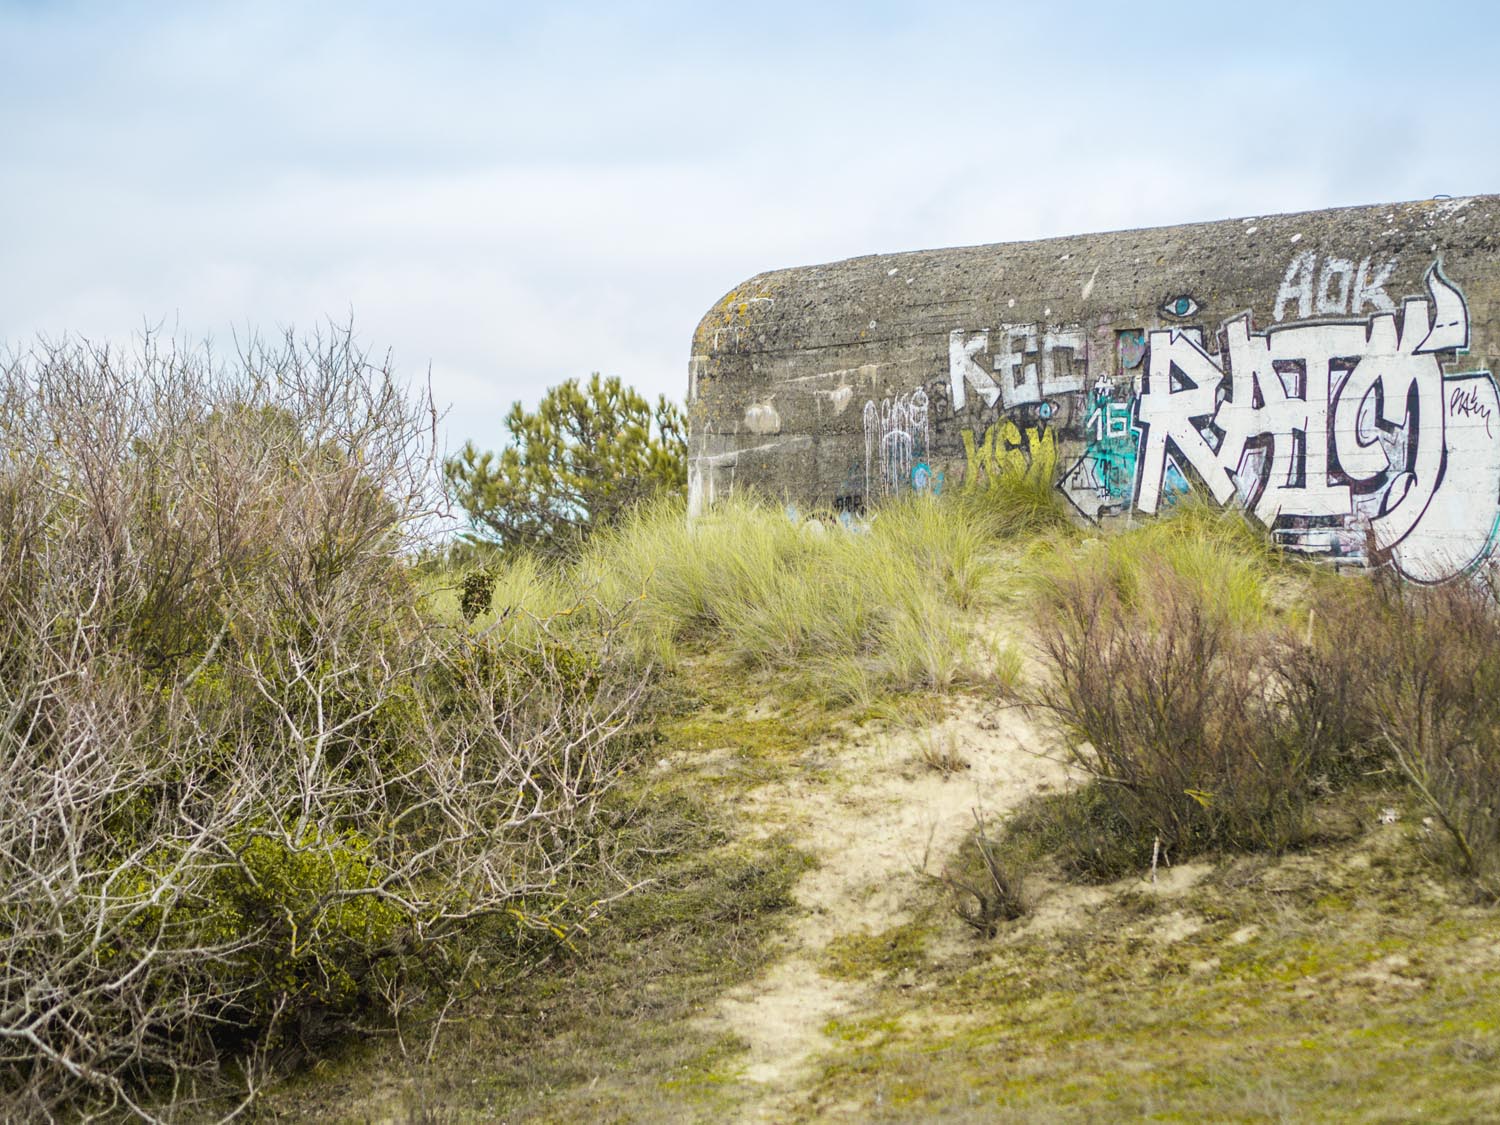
[686,196,1500,583]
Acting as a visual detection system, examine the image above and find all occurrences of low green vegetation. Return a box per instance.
[15,345,1500,1122]
[441,489,1057,707]
[798,799,1500,1123]
[271,789,814,1123]
[822,919,934,981]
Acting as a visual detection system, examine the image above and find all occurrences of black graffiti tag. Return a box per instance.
[1451,383,1494,439]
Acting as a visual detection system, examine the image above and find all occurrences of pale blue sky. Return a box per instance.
[2,0,1497,453]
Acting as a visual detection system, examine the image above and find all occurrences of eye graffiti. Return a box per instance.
[1161,295,1200,319]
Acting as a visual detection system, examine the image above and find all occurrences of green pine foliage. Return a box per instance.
[444,373,686,558]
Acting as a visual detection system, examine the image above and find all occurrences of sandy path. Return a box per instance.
[696,697,1070,1122]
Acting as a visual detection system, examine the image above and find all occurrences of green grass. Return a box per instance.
[1024,497,1290,633]
[951,437,1075,541]
[795,797,1500,1123]
[429,489,1052,709]
[585,494,985,700]
[257,783,815,1124]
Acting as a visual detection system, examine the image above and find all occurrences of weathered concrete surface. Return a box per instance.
[687,196,1500,582]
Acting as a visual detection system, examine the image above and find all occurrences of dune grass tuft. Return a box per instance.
[589,495,982,699]
[446,483,1065,706]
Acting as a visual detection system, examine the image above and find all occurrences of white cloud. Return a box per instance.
[1,0,1498,457]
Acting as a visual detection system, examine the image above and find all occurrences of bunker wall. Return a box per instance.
[686,195,1500,583]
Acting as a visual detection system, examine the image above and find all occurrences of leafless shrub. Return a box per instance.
[1275,576,1386,786]
[1368,573,1500,898]
[1014,556,1315,864]
[0,330,649,1121]
[932,811,1028,936]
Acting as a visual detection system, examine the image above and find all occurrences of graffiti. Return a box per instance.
[1117,329,1147,371]
[935,264,1498,581]
[1057,382,1192,520]
[910,461,944,495]
[1136,263,1500,582]
[689,193,1500,588]
[1058,387,1139,519]
[734,245,1499,584]
[961,420,1057,490]
[863,388,930,499]
[949,323,1088,412]
[1451,382,1494,438]
[1161,296,1200,320]
[1274,250,1398,320]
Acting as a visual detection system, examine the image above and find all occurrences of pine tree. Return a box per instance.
[445,373,685,557]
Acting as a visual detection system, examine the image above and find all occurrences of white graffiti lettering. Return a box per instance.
[948,330,997,412]
[1275,250,1397,321]
[1138,263,1500,583]
[1136,329,1238,513]
[948,321,1088,412]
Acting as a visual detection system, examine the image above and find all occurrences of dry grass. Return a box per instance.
[915,729,971,776]
[436,488,1049,707]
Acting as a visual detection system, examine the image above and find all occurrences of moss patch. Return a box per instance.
[794,816,1500,1123]
[821,920,932,981]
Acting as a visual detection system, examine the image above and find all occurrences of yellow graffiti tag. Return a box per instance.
[961,421,1056,489]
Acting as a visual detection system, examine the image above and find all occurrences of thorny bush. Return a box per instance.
[0,331,651,1121]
